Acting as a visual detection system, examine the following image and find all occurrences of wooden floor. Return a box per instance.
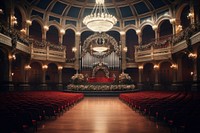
[38,97,170,133]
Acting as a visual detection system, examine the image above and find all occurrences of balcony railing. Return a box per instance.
[0,23,66,63]
[30,39,66,62]
[135,23,200,62]
[135,37,172,62]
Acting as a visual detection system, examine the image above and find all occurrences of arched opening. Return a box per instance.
[14,7,22,30]
[29,20,42,41]
[126,29,138,62]
[159,61,173,89]
[46,63,58,90]
[181,53,193,90]
[143,63,154,89]
[0,48,8,82]
[46,63,58,83]
[92,64,109,78]
[46,25,59,44]
[0,2,7,24]
[63,29,75,60]
[159,20,173,38]
[143,63,154,82]
[12,53,23,82]
[180,5,191,30]
[142,25,155,44]
[29,62,42,83]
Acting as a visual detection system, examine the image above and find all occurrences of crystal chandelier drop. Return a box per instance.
[83,0,117,33]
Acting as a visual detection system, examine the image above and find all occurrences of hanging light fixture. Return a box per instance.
[91,34,109,53]
[83,0,117,33]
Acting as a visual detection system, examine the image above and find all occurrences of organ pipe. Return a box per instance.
[81,52,120,69]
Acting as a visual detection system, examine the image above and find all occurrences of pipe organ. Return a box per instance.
[81,52,120,69]
[80,33,121,70]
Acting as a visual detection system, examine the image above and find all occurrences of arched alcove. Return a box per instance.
[159,20,173,37]
[29,20,42,41]
[46,63,58,83]
[180,5,191,30]
[46,25,59,44]
[0,48,8,82]
[142,25,155,44]
[29,62,42,83]
[63,29,75,60]
[159,61,172,87]
[181,54,193,82]
[0,2,7,23]
[126,29,138,62]
[12,54,23,82]
[143,63,154,83]
[14,7,22,30]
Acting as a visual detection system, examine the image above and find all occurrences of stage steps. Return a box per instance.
[64,89,140,96]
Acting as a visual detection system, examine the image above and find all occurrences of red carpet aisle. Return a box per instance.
[37,97,170,133]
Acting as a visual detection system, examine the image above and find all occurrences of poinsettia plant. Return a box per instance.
[71,73,84,84]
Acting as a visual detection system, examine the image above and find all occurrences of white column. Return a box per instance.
[120,32,126,72]
[136,31,142,45]
[59,32,64,45]
[139,67,143,83]
[75,33,81,71]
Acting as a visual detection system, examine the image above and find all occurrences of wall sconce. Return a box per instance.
[43,25,49,31]
[123,47,127,52]
[138,66,143,70]
[177,25,182,31]
[152,25,158,30]
[170,64,177,69]
[154,64,159,69]
[187,13,194,19]
[26,20,32,26]
[120,31,125,35]
[170,18,176,24]
[136,29,141,34]
[60,29,65,34]
[11,15,17,25]
[188,53,197,59]
[42,65,48,69]
[9,54,16,60]
[0,9,3,14]
[76,31,81,35]
[58,66,63,70]
[25,65,31,70]
[72,47,77,52]
[190,71,194,76]
[20,28,26,34]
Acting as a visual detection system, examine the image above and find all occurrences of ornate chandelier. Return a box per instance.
[83,0,117,33]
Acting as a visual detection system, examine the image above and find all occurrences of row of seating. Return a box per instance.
[119,91,200,133]
[0,91,84,133]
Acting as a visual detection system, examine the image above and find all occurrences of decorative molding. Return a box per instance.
[0,33,12,47]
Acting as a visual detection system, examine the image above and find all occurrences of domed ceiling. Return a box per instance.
[24,0,177,26]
